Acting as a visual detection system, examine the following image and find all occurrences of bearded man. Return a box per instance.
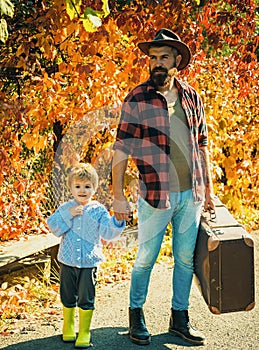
[112,28,215,346]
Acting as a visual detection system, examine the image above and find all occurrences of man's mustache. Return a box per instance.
[151,67,168,74]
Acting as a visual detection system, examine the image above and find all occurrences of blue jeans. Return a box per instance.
[130,190,203,311]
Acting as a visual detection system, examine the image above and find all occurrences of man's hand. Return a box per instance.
[113,195,132,221]
[203,187,215,212]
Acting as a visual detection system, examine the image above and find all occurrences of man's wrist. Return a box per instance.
[113,193,126,200]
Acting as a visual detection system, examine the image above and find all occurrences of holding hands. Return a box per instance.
[113,195,132,222]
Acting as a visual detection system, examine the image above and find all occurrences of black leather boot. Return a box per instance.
[169,309,206,345]
[129,308,151,345]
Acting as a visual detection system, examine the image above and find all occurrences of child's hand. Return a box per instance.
[70,205,84,217]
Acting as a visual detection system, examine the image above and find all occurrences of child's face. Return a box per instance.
[70,177,95,205]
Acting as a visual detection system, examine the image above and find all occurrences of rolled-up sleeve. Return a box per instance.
[196,93,208,147]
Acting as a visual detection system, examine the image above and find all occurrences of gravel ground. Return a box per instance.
[0,233,258,350]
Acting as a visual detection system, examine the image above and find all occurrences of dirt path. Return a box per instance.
[1,233,258,350]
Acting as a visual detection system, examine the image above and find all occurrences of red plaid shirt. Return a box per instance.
[114,78,208,209]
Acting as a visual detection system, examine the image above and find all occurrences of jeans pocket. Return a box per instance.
[138,195,156,221]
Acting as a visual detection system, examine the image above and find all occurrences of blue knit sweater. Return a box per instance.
[47,199,125,268]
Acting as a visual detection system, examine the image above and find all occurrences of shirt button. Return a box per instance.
[77,249,80,252]
[77,238,81,241]
[77,257,81,260]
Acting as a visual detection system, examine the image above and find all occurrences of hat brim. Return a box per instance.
[138,40,191,70]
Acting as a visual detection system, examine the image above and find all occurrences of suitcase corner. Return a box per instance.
[209,305,221,314]
[245,302,255,311]
[243,236,254,248]
[208,236,220,251]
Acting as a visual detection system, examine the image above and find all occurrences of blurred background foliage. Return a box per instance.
[0,0,258,241]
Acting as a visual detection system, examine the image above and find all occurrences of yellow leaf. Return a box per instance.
[66,0,81,20]
[102,0,110,17]
[81,15,102,33]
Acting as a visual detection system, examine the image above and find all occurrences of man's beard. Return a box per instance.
[150,67,169,87]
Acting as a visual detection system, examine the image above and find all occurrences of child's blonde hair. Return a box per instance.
[67,163,98,191]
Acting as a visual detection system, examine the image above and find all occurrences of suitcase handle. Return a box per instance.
[209,209,217,222]
[208,210,224,235]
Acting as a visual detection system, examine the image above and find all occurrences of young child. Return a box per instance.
[47,163,125,348]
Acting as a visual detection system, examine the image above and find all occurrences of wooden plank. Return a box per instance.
[0,234,60,268]
[0,253,51,280]
[0,226,138,269]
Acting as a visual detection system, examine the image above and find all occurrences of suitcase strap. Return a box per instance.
[206,209,242,231]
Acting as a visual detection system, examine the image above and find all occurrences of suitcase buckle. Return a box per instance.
[212,228,224,235]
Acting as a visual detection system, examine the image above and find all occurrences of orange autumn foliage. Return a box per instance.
[0,0,258,241]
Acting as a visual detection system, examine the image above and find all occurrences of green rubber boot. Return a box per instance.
[75,309,93,348]
[62,306,76,342]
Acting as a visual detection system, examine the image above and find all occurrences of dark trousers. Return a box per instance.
[60,263,97,310]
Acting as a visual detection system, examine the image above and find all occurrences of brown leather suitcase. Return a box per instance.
[194,198,255,314]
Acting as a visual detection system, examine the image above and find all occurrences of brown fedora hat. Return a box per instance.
[138,28,191,70]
